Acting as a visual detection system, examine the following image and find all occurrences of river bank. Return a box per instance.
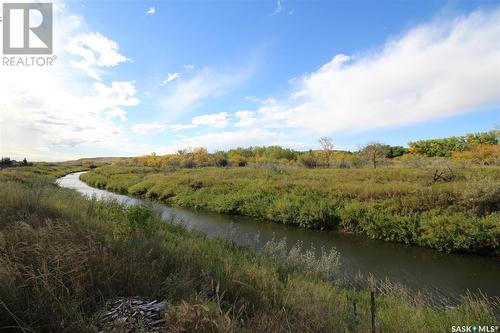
[80,165,500,256]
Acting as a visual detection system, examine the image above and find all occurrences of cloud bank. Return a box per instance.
[282,9,500,133]
[0,4,139,161]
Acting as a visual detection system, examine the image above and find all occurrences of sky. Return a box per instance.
[0,0,499,161]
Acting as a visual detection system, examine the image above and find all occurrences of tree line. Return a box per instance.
[408,131,498,157]
[0,157,31,168]
[117,130,498,169]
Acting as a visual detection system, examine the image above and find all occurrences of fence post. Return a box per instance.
[370,290,376,333]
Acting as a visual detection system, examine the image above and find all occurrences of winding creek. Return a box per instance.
[57,172,500,302]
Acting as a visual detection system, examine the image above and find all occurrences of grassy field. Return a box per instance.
[0,166,498,332]
[80,165,500,256]
[0,164,88,179]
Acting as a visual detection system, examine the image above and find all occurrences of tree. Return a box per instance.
[379,145,407,158]
[192,147,210,167]
[0,157,12,167]
[319,137,334,167]
[465,131,499,145]
[408,136,466,157]
[361,143,385,168]
[229,155,248,167]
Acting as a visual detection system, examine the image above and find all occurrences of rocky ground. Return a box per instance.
[98,297,167,333]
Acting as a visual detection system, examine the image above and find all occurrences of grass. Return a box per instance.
[0,167,499,332]
[80,165,500,256]
[0,164,88,180]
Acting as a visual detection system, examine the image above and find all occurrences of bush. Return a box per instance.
[452,144,500,165]
[228,155,248,167]
[266,193,339,229]
[459,175,500,215]
[419,213,500,255]
[298,151,318,168]
[339,202,419,244]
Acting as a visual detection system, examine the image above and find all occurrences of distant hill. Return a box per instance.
[60,157,131,166]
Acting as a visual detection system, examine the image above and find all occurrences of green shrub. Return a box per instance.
[339,202,419,243]
[419,213,500,255]
[266,194,339,229]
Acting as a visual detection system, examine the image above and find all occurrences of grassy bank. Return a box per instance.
[80,165,500,256]
[1,167,499,332]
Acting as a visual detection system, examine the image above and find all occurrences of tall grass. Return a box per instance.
[80,165,500,255]
[0,168,498,332]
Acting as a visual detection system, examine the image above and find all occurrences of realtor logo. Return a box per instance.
[2,2,53,54]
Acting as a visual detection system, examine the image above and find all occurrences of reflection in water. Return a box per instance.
[57,172,500,301]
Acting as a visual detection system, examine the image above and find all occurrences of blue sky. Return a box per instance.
[1,0,499,160]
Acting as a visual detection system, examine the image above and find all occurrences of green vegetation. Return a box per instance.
[80,165,500,256]
[1,167,498,332]
[408,131,499,157]
[0,164,88,179]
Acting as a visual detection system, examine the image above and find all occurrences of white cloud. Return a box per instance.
[282,9,500,133]
[132,122,166,135]
[66,32,129,80]
[244,96,276,105]
[273,0,283,15]
[106,107,127,122]
[146,7,156,15]
[163,112,229,131]
[192,112,229,128]
[160,66,253,117]
[93,81,140,107]
[161,72,180,85]
[254,99,292,128]
[0,73,140,157]
[234,111,256,127]
[184,64,195,72]
[168,124,197,131]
